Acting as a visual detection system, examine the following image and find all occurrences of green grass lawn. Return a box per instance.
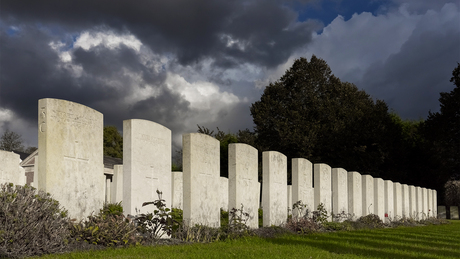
[38,220,460,259]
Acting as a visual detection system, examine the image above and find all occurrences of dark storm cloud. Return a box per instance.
[0,24,174,132]
[358,25,460,119]
[1,0,321,68]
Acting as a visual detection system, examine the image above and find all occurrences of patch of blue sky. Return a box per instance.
[296,0,389,29]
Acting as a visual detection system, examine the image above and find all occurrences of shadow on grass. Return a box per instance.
[264,223,460,259]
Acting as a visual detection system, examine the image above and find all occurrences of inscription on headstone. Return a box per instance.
[123,119,171,215]
[38,98,104,220]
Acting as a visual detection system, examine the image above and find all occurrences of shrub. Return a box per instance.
[173,224,223,243]
[134,190,179,240]
[70,203,138,247]
[0,183,70,258]
[357,214,384,229]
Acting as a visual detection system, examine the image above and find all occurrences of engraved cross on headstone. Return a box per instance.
[64,141,89,171]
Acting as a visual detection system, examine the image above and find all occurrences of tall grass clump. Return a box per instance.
[0,183,70,258]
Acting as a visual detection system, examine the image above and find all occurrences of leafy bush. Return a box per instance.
[173,224,223,243]
[134,190,179,240]
[357,214,384,229]
[70,203,138,247]
[0,183,70,258]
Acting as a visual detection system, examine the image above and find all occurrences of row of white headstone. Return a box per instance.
[0,98,438,226]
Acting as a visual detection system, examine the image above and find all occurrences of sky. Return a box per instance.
[0,0,459,151]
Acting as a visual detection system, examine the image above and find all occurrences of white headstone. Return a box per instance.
[38,98,104,220]
[348,171,362,219]
[362,175,374,216]
[450,206,459,220]
[123,119,171,215]
[262,151,287,226]
[415,186,422,220]
[291,158,314,218]
[171,171,183,209]
[421,187,428,219]
[183,133,220,227]
[401,184,410,218]
[228,143,259,228]
[427,189,433,218]
[220,177,229,210]
[393,182,402,219]
[110,165,123,203]
[433,190,437,217]
[314,164,332,221]
[384,180,394,222]
[0,150,24,185]
[408,185,416,218]
[437,206,446,219]
[332,168,348,221]
[373,178,385,220]
[287,185,292,215]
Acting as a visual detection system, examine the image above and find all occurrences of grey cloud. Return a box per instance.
[359,26,460,119]
[1,0,321,69]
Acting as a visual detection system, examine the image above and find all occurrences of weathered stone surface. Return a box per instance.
[450,206,459,220]
[110,165,123,203]
[373,178,385,220]
[348,171,362,219]
[220,177,229,210]
[314,164,332,221]
[384,180,394,222]
[228,143,259,228]
[0,150,24,186]
[408,185,416,218]
[262,151,287,226]
[183,133,220,227]
[415,186,422,220]
[291,158,314,218]
[38,98,104,220]
[427,189,433,218]
[421,188,428,219]
[433,190,437,217]
[401,184,410,218]
[362,175,374,216]
[393,182,402,219]
[332,168,348,221]
[171,171,183,209]
[123,119,171,216]
[287,185,292,215]
[437,206,446,219]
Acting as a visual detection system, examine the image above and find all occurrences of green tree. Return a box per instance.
[250,56,397,178]
[423,63,460,186]
[0,129,24,151]
[103,126,123,159]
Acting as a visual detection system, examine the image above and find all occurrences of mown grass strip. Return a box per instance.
[38,221,460,259]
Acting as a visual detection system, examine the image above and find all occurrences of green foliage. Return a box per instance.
[0,129,24,151]
[423,63,460,187]
[250,56,397,178]
[135,190,179,240]
[99,202,123,219]
[173,224,224,243]
[70,213,138,247]
[356,214,384,229]
[0,183,70,258]
[170,208,183,224]
[103,125,123,159]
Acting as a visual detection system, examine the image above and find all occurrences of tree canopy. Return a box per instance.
[250,56,397,176]
[103,126,123,159]
[423,62,460,183]
[0,129,24,152]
